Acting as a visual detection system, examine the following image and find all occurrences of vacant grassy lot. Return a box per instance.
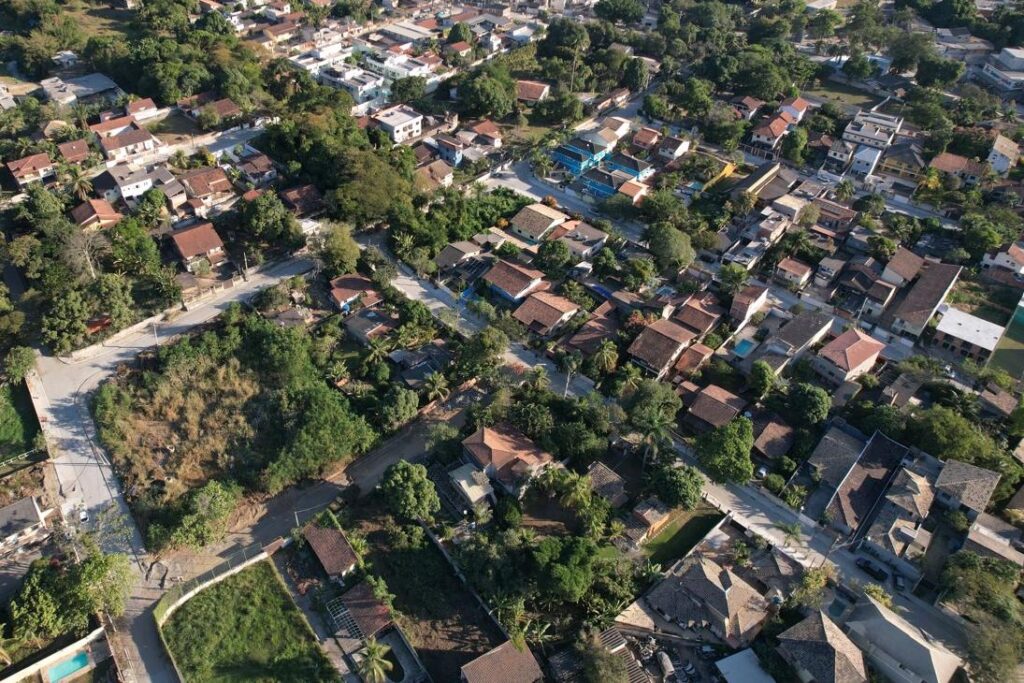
[948,279,1017,326]
[347,502,503,682]
[991,316,1024,377]
[644,504,723,568]
[804,81,881,111]
[60,0,138,41]
[147,111,202,144]
[0,383,39,459]
[161,560,338,683]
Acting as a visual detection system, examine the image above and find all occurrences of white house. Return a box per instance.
[988,134,1020,175]
[371,105,423,143]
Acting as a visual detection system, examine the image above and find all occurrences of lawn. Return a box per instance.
[644,504,723,569]
[347,502,504,682]
[991,316,1024,377]
[161,560,338,683]
[803,81,882,111]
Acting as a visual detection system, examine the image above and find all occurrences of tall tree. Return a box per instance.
[696,417,754,484]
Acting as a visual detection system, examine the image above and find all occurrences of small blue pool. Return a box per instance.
[734,338,759,358]
[48,652,89,682]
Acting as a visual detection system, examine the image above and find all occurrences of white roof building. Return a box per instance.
[934,306,1005,353]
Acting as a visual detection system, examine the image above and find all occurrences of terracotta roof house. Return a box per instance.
[753,416,794,460]
[203,98,242,121]
[730,285,769,326]
[777,611,867,683]
[586,461,628,508]
[780,96,812,123]
[436,240,482,271]
[512,291,579,336]
[97,127,160,162]
[565,302,619,356]
[338,581,393,640]
[751,114,792,148]
[889,263,961,337]
[170,222,226,272]
[7,153,55,186]
[462,426,554,496]
[775,256,814,288]
[813,329,886,385]
[482,260,546,302]
[632,126,661,150]
[414,159,454,191]
[733,95,765,120]
[237,153,276,186]
[845,597,962,683]
[515,79,550,104]
[674,343,714,376]
[461,640,543,683]
[646,557,769,648]
[70,199,123,231]
[57,139,90,164]
[929,152,988,186]
[672,295,724,338]
[979,383,1018,418]
[179,166,233,201]
[627,319,695,379]
[881,247,924,287]
[470,119,502,147]
[685,384,746,431]
[623,497,672,546]
[329,274,380,312]
[280,184,325,217]
[934,460,1000,513]
[303,523,358,580]
[125,97,159,120]
[509,203,568,242]
[549,219,608,260]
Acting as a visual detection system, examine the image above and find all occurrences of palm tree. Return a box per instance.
[593,340,619,376]
[424,371,450,402]
[835,179,856,202]
[364,337,391,366]
[558,351,582,398]
[559,471,592,509]
[634,408,674,472]
[775,521,804,548]
[59,164,92,201]
[527,365,550,391]
[327,359,350,384]
[357,638,393,683]
[617,363,642,396]
[169,149,189,169]
[523,618,556,650]
[473,502,493,525]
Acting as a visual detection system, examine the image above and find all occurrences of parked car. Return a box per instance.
[699,645,717,659]
[683,660,697,676]
[856,557,889,582]
[893,573,906,592]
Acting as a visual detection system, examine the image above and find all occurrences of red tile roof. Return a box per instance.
[7,153,53,179]
[303,523,358,577]
[819,329,885,372]
[461,640,543,683]
[171,222,223,259]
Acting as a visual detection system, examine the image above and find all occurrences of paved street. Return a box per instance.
[28,256,313,683]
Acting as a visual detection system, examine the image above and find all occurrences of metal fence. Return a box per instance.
[153,541,266,625]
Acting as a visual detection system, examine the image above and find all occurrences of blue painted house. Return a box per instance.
[551,137,608,176]
[606,152,654,181]
[580,167,631,199]
[435,134,464,167]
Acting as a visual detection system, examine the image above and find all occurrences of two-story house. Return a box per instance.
[170,222,227,272]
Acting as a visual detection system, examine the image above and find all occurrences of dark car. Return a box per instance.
[893,573,906,592]
[856,557,889,582]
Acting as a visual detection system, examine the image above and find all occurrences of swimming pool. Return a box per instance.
[48,652,89,682]
[734,338,759,359]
